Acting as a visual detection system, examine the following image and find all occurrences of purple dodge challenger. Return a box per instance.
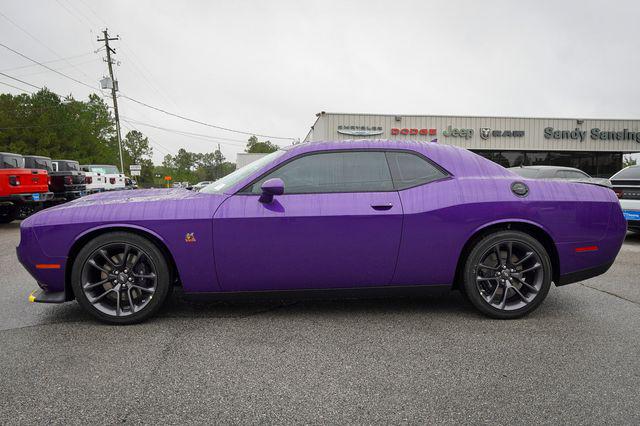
[17,140,626,324]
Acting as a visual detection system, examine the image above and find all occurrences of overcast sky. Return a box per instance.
[1,0,639,164]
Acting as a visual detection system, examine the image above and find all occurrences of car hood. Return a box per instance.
[24,188,228,226]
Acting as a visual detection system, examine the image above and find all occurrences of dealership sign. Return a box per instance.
[337,125,383,136]
[391,128,437,136]
[545,127,640,143]
[479,128,525,139]
[442,125,473,139]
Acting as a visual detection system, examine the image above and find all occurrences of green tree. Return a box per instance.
[623,155,637,168]
[122,130,154,186]
[245,135,278,153]
[0,89,117,164]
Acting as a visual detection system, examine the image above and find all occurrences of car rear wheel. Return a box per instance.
[462,230,552,319]
[71,232,171,324]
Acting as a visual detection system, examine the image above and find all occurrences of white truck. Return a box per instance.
[81,165,125,192]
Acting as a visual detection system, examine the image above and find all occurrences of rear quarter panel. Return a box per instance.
[393,176,621,285]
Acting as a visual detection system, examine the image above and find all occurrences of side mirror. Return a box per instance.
[259,178,284,203]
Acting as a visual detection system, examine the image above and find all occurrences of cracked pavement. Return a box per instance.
[1,222,639,424]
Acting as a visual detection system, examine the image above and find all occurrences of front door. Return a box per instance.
[213,151,403,292]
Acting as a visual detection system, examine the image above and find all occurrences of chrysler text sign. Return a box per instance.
[337,125,384,136]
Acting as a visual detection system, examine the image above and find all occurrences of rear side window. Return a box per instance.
[25,157,53,171]
[511,168,540,178]
[0,154,24,169]
[385,152,448,190]
[244,151,394,194]
[558,170,589,179]
[54,161,79,171]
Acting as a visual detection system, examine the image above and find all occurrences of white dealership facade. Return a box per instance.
[303,112,640,177]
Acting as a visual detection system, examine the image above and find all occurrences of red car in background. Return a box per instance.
[0,152,53,223]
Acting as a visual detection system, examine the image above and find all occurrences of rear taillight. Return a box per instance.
[85,176,92,184]
[614,189,623,199]
[9,175,20,186]
[64,176,73,185]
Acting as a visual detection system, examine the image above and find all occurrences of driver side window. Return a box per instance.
[243,151,394,194]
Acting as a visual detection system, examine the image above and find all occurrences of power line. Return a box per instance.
[12,58,98,78]
[119,94,296,141]
[120,116,251,145]
[0,81,34,94]
[0,52,93,73]
[0,71,43,91]
[0,42,98,92]
[120,118,173,156]
[0,10,93,80]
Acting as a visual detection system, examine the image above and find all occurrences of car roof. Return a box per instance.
[0,152,22,156]
[23,155,52,159]
[53,159,78,163]
[281,139,514,180]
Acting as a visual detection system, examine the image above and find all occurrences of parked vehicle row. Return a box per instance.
[0,151,127,223]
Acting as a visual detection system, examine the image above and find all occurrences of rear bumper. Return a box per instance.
[53,190,86,200]
[0,192,54,204]
[556,260,615,286]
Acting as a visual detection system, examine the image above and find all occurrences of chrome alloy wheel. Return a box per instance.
[474,240,544,311]
[80,243,157,317]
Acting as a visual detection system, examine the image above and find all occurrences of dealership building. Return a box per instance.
[303,112,640,177]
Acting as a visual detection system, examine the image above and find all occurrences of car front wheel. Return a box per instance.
[71,232,171,324]
[462,230,552,319]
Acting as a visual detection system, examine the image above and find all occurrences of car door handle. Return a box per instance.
[371,203,393,211]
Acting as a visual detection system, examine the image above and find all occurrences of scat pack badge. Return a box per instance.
[185,232,197,243]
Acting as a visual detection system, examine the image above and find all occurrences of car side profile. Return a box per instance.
[18,140,626,324]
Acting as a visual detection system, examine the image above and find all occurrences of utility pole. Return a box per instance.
[98,29,124,174]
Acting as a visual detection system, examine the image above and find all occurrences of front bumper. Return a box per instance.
[28,289,66,303]
[620,199,640,229]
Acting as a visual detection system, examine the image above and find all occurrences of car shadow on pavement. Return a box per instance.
[624,231,640,245]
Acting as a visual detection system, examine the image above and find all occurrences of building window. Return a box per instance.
[472,150,623,178]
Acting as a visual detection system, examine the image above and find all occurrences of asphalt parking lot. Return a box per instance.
[0,222,639,425]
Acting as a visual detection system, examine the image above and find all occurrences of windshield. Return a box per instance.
[200,150,286,194]
[510,168,540,178]
[85,165,120,174]
[0,154,24,169]
[612,166,640,180]
[25,157,53,171]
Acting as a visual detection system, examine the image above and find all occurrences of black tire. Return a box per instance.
[462,230,552,319]
[0,206,17,224]
[71,232,171,325]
